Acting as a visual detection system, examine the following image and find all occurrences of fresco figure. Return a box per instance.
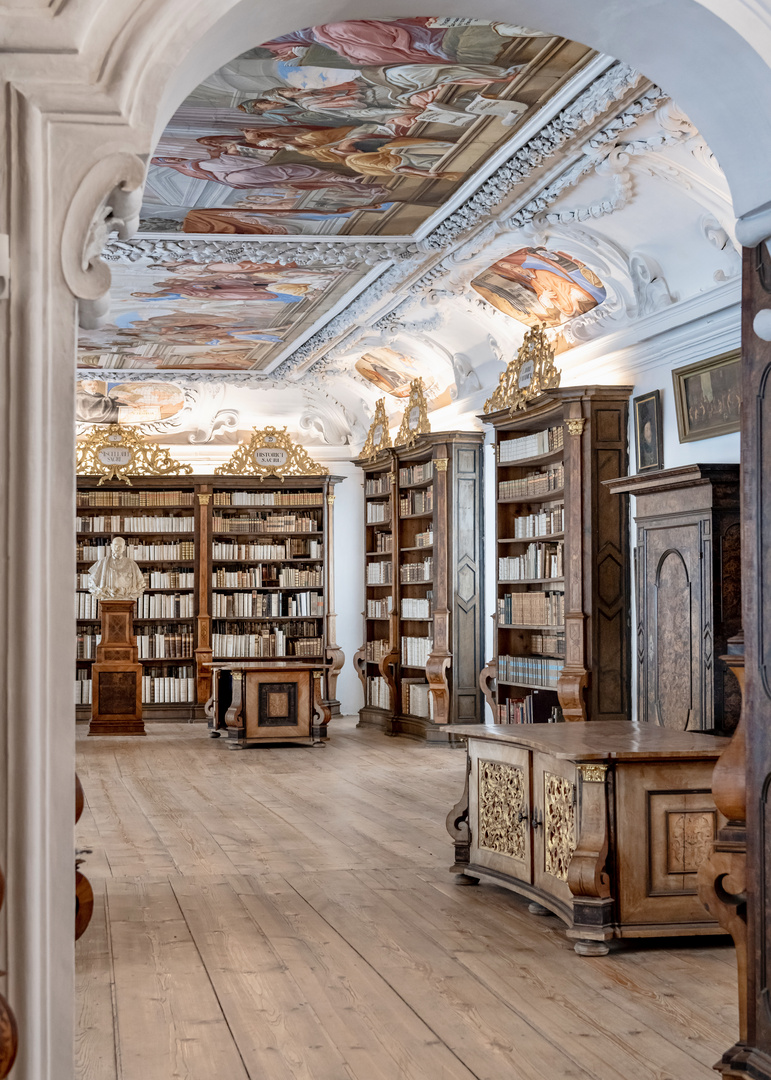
[471,247,607,328]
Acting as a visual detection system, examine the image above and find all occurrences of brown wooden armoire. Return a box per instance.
[607,465,742,735]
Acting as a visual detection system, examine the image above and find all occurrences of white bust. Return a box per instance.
[88,536,146,601]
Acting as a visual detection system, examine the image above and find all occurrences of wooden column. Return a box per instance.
[195,485,213,705]
[426,449,451,726]
[713,243,771,1078]
[698,635,747,1059]
[559,413,589,720]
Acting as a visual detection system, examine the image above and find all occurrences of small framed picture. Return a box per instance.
[672,349,741,442]
[633,389,664,473]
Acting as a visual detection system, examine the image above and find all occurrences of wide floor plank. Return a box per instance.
[76,717,738,1080]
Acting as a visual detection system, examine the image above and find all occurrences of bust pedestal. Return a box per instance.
[89,599,145,736]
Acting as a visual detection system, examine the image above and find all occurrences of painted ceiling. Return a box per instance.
[80,21,743,455]
[141,19,591,237]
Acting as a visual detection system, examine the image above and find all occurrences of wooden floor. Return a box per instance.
[76,717,739,1080]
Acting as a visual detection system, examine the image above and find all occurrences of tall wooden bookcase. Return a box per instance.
[76,473,343,722]
[354,431,484,742]
[482,387,632,724]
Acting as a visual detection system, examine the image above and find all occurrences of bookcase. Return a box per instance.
[482,387,632,724]
[354,432,484,742]
[76,473,343,722]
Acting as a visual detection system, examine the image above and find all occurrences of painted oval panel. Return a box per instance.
[655,550,693,730]
[471,247,606,329]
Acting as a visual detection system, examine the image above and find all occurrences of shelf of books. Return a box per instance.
[482,387,632,724]
[76,477,200,721]
[76,473,343,723]
[355,450,399,729]
[355,432,484,742]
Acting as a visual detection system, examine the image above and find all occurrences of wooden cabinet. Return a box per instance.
[76,473,343,722]
[354,432,484,741]
[606,465,741,734]
[483,386,632,725]
[207,661,331,747]
[447,721,728,953]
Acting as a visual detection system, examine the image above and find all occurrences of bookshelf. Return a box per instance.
[355,432,484,742]
[76,473,343,722]
[482,387,632,724]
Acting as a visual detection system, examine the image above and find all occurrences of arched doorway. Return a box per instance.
[3,3,771,1077]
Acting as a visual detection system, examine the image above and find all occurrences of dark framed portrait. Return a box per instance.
[672,349,741,442]
[633,389,664,473]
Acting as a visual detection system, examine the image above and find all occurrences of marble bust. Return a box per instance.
[88,536,146,601]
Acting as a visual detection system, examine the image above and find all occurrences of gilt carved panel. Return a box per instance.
[478,760,526,859]
[544,771,576,881]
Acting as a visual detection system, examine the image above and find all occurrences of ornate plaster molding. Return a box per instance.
[274,63,652,374]
[62,153,146,329]
[103,236,415,269]
[418,63,648,252]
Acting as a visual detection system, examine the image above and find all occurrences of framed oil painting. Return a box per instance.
[672,349,741,442]
[633,389,664,473]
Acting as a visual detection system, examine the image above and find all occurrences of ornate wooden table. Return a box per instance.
[446,721,729,953]
[206,662,331,748]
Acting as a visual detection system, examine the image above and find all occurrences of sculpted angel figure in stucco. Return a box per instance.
[88,537,146,601]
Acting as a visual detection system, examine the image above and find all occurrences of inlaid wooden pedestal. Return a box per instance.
[88,599,145,736]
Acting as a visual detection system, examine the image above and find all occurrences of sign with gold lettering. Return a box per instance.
[76,425,193,485]
[215,426,328,479]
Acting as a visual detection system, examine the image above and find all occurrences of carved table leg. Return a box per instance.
[446,750,479,885]
[312,670,331,746]
[566,763,614,955]
[224,671,245,748]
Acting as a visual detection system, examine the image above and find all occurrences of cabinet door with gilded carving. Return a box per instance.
[532,753,577,907]
[468,741,532,884]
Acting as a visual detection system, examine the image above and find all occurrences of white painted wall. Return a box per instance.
[328,459,365,715]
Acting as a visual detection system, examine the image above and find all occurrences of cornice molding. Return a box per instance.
[103,236,415,269]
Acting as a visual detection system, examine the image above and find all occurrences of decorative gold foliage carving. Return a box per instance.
[478,760,527,859]
[577,763,608,783]
[434,457,449,472]
[667,810,716,874]
[76,425,192,486]
[395,379,431,448]
[359,398,393,461]
[566,418,586,436]
[544,771,576,881]
[215,426,328,479]
[484,326,561,414]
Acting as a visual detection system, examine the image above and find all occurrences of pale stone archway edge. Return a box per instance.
[4,2,771,1078]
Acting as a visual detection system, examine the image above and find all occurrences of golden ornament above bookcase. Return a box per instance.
[484,326,561,414]
[358,398,393,462]
[394,379,431,449]
[75,425,193,485]
[214,425,328,479]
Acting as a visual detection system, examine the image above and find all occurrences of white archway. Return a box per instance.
[3,3,771,1077]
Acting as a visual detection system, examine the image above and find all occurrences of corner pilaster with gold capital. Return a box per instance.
[194,484,213,704]
[324,480,344,710]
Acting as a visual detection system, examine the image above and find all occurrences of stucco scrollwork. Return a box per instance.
[62,153,146,330]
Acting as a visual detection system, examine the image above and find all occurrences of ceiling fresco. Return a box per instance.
[76,380,186,424]
[77,257,362,369]
[355,346,455,407]
[140,18,593,236]
[471,247,607,328]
